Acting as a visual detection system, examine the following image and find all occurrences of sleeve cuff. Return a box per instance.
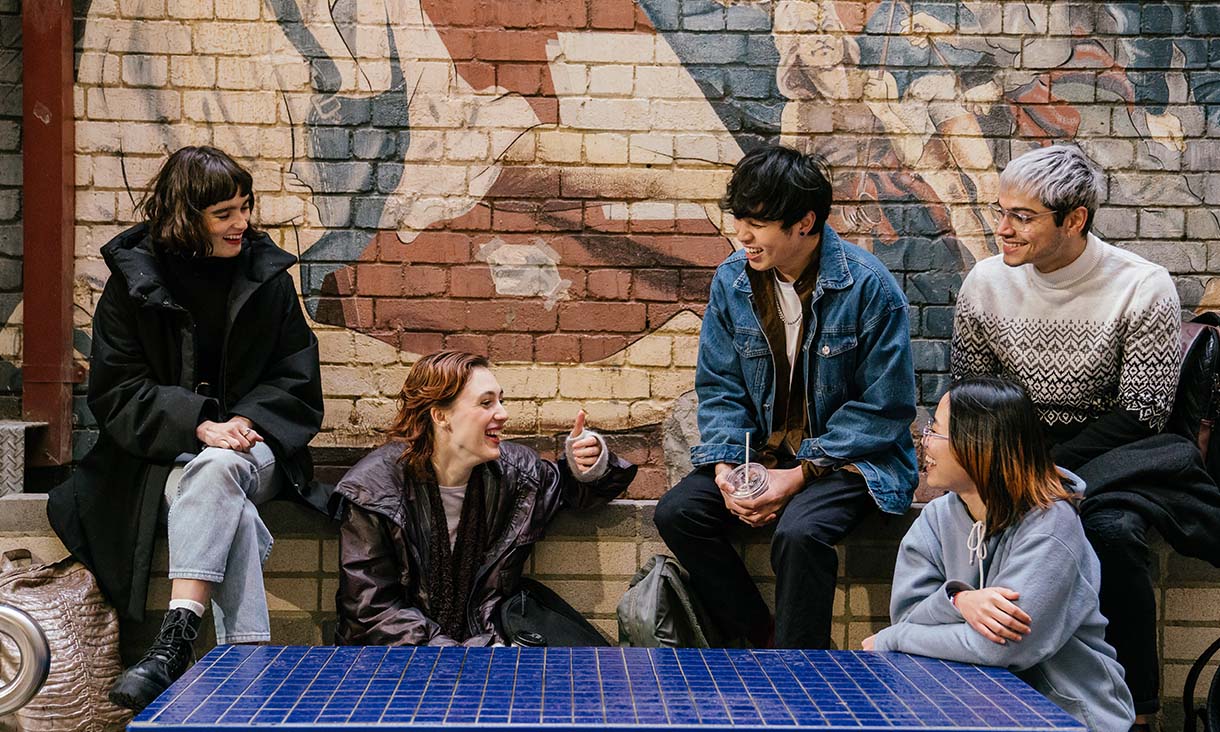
[565,430,610,482]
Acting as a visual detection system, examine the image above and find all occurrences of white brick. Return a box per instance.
[538,131,583,163]
[118,0,165,19]
[169,56,216,88]
[216,58,272,90]
[213,0,261,20]
[557,33,655,64]
[192,23,272,55]
[76,191,117,223]
[183,91,278,124]
[97,21,192,53]
[86,88,180,122]
[584,134,630,164]
[629,134,673,165]
[588,65,634,96]
[121,55,169,88]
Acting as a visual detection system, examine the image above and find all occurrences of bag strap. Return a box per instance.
[1,549,32,573]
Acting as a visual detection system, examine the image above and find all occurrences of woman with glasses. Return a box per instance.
[863,377,1134,732]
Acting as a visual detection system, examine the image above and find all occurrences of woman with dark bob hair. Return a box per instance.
[864,377,1134,731]
[47,146,324,711]
[334,350,636,646]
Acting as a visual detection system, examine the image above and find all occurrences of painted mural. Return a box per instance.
[68,0,1220,493]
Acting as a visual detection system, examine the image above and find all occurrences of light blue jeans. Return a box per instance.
[163,443,279,644]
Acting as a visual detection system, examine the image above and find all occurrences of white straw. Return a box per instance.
[745,431,751,488]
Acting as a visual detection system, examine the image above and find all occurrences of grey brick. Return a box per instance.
[681,7,725,31]
[0,224,21,257]
[307,127,351,159]
[1188,209,1220,239]
[664,33,747,64]
[1189,4,1220,34]
[352,129,398,160]
[905,271,960,305]
[728,68,777,100]
[1175,276,1206,309]
[919,373,952,405]
[0,189,18,221]
[912,340,950,372]
[923,306,956,339]
[352,197,389,228]
[1142,4,1187,35]
[0,258,19,289]
[725,7,771,32]
[1124,241,1205,273]
[1139,208,1186,238]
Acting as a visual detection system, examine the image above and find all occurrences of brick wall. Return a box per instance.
[0,0,21,420]
[1,493,1216,729]
[36,1,1217,494]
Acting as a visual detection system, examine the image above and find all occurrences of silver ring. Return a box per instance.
[241,428,250,435]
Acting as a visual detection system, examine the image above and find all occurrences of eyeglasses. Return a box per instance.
[987,203,1058,230]
[916,420,948,469]
[921,421,949,442]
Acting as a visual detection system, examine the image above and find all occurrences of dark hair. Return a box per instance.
[386,350,492,481]
[720,144,832,234]
[140,146,257,257]
[946,376,1073,536]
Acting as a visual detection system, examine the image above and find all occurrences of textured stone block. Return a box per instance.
[533,540,638,576]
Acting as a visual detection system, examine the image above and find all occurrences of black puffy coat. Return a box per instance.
[47,223,325,621]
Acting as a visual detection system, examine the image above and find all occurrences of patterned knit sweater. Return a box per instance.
[951,233,1181,434]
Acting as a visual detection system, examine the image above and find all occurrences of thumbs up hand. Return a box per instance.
[567,409,601,473]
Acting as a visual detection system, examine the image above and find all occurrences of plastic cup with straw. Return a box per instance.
[727,430,768,500]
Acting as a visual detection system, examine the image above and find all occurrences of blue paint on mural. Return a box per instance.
[639,0,783,148]
[266,0,410,316]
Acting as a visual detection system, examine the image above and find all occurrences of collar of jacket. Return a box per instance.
[100,222,298,311]
[336,443,514,530]
[730,225,854,296]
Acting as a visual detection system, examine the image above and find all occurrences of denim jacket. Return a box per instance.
[691,226,918,514]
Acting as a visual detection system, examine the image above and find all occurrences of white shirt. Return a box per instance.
[438,483,466,549]
[775,277,802,386]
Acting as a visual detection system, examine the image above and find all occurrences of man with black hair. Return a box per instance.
[655,144,917,649]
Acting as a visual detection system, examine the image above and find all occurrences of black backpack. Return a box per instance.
[1168,311,1220,479]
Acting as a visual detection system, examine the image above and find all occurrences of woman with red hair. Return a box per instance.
[334,351,636,645]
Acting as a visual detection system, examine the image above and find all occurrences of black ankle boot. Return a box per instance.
[108,608,201,712]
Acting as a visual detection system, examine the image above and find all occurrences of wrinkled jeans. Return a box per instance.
[163,443,279,644]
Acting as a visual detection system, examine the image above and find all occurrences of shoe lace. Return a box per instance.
[146,611,199,665]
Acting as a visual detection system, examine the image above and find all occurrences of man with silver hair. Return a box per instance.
[951,143,1213,727]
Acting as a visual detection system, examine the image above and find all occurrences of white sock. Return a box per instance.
[168,599,206,618]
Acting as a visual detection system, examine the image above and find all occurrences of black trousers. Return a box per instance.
[654,465,874,649]
[1082,506,1159,715]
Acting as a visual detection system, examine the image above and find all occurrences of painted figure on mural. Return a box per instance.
[264,0,738,363]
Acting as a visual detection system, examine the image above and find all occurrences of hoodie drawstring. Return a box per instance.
[966,520,987,589]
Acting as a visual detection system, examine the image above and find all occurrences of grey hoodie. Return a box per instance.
[872,472,1135,732]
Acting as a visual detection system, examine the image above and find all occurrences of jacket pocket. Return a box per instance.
[814,332,858,405]
[733,330,771,397]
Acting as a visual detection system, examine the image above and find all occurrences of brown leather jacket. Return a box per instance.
[334,440,636,646]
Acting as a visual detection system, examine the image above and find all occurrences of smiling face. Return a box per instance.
[921,393,976,496]
[734,210,818,282]
[994,185,1087,273]
[432,367,510,473]
[203,190,252,258]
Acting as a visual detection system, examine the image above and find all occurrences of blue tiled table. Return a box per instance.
[129,646,1085,731]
